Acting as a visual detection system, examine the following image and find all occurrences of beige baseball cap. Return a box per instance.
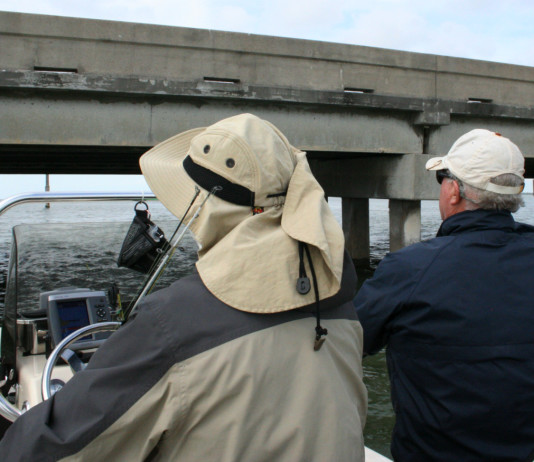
[425,129,525,194]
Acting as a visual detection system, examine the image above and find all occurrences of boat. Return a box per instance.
[0,191,391,461]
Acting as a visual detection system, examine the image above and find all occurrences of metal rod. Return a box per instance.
[0,192,156,217]
[45,175,51,208]
[0,391,23,422]
[125,187,218,319]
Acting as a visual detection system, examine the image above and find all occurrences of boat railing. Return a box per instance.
[0,192,156,217]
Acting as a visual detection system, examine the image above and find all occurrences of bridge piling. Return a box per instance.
[342,198,370,263]
[389,200,422,252]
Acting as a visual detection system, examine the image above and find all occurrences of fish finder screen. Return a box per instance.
[56,299,91,340]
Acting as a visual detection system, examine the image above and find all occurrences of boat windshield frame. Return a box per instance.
[0,192,155,389]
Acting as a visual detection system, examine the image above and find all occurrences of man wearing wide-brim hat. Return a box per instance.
[138,113,367,460]
[0,113,367,461]
[355,129,534,461]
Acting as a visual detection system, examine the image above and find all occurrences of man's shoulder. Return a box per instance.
[143,271,206,306]
[514,220,534,234]
[128,270,200,312]
[133,271,215,329]
[362,240,439,294]
[384,235,451,267]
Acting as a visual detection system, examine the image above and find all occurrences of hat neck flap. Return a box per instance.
[194,153,345,313]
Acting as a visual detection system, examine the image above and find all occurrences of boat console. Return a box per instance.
[9,288,120,416]
[0,193,165,423]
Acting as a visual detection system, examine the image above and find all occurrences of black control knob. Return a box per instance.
[96,308,107,319]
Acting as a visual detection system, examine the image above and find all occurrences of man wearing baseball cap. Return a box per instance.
[0,114,367,461]
[354,129,534,461]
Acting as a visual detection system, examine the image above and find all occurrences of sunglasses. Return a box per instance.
[436,170,453,185]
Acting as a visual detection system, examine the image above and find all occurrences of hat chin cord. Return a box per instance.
[297,241,328,351]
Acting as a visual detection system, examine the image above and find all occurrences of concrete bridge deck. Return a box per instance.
[1,11,534,260]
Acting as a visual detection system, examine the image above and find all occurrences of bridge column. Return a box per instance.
[342,197,370,266]
[389,199,421,252]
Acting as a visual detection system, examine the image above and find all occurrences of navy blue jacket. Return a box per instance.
[355,209,534,462]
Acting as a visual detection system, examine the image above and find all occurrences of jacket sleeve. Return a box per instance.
[0,300,177,462]
[353,250,419,355]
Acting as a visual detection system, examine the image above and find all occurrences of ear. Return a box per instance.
[449,179,462,205]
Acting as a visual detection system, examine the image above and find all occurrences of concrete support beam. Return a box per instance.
[342,198,370,263]
[429,117,534,158]
[310,154,439,201]
[0,87,422,154]
[389,200,421,252]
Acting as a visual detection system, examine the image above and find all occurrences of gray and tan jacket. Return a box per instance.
[0,255,366,461]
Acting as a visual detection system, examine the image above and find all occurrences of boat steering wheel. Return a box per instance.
[41,322,121,401]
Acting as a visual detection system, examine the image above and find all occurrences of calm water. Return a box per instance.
[1,195,534,458]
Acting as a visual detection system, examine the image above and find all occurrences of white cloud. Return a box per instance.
[337,7,429,50]
[260,0,350,36]
[320,0,534,66]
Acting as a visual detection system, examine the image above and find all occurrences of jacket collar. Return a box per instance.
[437,209,519,237]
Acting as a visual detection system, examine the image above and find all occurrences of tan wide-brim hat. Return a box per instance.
[140,113,345,313]
[426,129,525,194]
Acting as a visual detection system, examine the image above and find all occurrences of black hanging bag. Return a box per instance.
[117,201,168,273]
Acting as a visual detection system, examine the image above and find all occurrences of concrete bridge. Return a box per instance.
[1,11,534,265]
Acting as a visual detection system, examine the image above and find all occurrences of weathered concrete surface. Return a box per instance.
[309,154,439,201]
[389,200,422,252]
[2,11,534,105]
[342,198,370,261]
[0,81,423,153]
[429,117,534,157]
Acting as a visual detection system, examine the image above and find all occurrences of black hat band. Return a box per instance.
[183,155,255,207]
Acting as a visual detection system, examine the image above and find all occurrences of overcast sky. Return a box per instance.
[1,0,534,197]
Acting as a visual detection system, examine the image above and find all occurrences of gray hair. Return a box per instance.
[450,172,525,212]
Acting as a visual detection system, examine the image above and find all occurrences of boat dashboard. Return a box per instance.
[8,287,120,418]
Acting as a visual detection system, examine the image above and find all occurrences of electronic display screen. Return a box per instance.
[56,299,91,340]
